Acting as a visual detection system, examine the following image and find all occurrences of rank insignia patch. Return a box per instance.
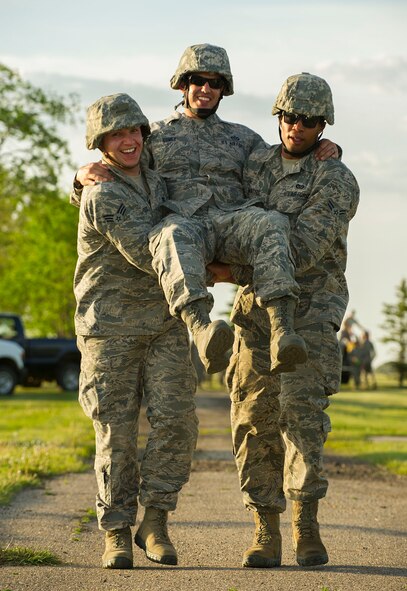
[103,203,127,223]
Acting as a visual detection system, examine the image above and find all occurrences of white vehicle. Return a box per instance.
[0,339,25,396]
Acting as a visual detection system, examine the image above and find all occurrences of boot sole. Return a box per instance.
[243,555,281,568]
[271,341,308,375]
[297,553,329,567]
[270,361,296,376]
[102,556,133,569]
[202,320,234,374]
[134,534,178,565]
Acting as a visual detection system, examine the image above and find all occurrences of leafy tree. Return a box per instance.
[0,62,79,234]
[0,195,79,337]
[381,278,407,387]
[0,62,78,193]
[0,63,80,336]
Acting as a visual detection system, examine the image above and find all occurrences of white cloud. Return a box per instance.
[0,54,175,89]
[317,55,407,94]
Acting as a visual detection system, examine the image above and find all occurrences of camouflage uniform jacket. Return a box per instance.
[73,164,172,336]
[241,145,360,329]
[143,111,266,217]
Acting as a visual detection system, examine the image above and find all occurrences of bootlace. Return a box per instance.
[256,515,273,545]
[297,522,314,539]
[181,303,210,334]
[111,530,128,548]
[295,504,317,539]
[153,511,170,544]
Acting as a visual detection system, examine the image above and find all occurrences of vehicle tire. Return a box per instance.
[56,362,80,392]
[0,364,18,396]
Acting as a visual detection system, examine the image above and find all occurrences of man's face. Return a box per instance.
[183,71,224,118]
[101,126,143,174]
[279,112,325,159]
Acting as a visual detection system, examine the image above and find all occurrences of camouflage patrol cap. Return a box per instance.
[272,72,334,125]
[86,93,150,150]
[170,43,234,96]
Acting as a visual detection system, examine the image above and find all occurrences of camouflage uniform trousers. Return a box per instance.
[148,206,299,316]
[77,322,198,531]
[226,298,341,513]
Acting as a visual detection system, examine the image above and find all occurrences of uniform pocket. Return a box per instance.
[95,456,112,506]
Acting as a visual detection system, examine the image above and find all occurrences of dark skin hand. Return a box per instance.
[206,262,235,284]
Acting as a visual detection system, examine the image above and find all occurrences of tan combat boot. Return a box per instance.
[134,507,177,565]
[180,300,234,374]
[267,296,308,375]
[292,500,329,566]
[242,511,282,568]
[102,526,133,569]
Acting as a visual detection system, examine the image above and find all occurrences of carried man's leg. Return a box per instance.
[149,213,234,373]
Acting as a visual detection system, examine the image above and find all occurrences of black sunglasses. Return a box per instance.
[282,111,323,128]
[188,74,225,89]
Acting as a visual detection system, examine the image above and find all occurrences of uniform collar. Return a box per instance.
[165,110,222,126]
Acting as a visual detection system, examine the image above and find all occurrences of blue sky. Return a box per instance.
[2,0,407,365]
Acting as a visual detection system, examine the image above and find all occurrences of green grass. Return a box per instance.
[326,380,407,475]
[0,377,405,507]
[0,545,60,566]
[71,507,97,541]
[0,387,95,505]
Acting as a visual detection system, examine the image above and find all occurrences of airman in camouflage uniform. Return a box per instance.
[225,73,359,568]
[73,46,340,378]
[73,93,198,570]
[144,43,307,376]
